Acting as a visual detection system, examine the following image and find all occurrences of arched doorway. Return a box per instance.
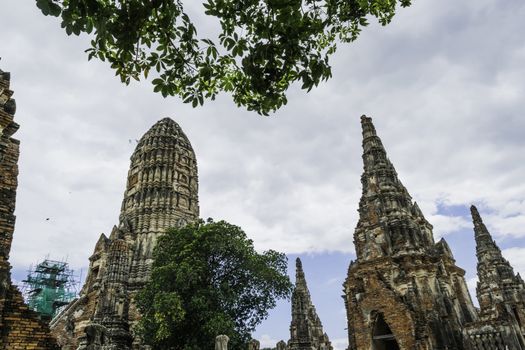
[372,313,400,350]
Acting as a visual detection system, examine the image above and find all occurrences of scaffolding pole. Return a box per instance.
[21,258,79,318]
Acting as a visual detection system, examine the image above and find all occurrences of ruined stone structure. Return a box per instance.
[463,206,525,349]
[287,258,332,350]
[50,118,199,349]
[0,68,58,349]
[343,115,525,350]
[344,116,479,350]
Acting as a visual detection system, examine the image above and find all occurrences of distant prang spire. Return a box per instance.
[470,205,525,323]
[470,205,504,264]
[294,258,308,295]
[287,258,332,350]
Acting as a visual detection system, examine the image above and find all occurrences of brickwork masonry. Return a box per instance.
[0,68,58,349]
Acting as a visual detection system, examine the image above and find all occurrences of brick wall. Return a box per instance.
[0,68,58,349]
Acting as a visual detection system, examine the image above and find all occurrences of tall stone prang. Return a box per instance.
[343,115,478,350]
[50,118,199,349]
[0,68,58,349]
[288,258,332,350]
[118,117,199,291]
[463,206,525,349]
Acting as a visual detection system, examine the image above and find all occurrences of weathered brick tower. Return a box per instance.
[463,206,525,349]
[0,68,58,349]
[287,258,332,350]
[50,118,199,349]
[344,116,478,350]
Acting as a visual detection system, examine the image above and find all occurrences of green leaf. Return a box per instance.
[36,0,51,16]
[36,0,412,115]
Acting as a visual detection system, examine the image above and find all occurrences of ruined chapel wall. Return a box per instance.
[0,70,19,323]
[345,267,419,350]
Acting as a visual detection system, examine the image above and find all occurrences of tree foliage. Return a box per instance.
[135,219,293,350]
[36,0,412,115]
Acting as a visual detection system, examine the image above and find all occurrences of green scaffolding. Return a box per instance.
[22,259,78,318]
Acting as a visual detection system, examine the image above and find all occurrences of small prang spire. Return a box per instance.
[470,205,501,262]
[360,115,391,174]
[360,114,377,139]
[470,205,525,322]
[470,205,483,223]
[288,258,332,350]
[295,257,306,290]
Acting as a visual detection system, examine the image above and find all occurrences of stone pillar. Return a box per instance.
[248,339,260,350]
[276,340,287,350]
[215,334,230,350]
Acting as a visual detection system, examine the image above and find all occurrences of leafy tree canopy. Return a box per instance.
[135,219,293,350]
[36,0,412,115]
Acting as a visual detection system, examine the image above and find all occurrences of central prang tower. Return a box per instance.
[343,116,477,350]
[50,118,199,349]
[118,117,199,291]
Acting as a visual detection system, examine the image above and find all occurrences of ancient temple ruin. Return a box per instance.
[2,75,524,350]
[0,68,58,349]
[50,118,199,349]
[287,258,332,350]
[344,115,525,350]
[344,115,478,349]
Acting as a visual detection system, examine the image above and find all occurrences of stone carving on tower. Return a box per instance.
[344,115,478,350]
[463,206,525,349]
[288,258,332,350]
[50,118,199,349]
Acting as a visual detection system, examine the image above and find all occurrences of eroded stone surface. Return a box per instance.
[50,118,199,349]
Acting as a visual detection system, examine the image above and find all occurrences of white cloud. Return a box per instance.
[331,338,349,350]
[502,248,525,276]
[427,214,471,240]
[325,277,343,286]
[258,334,280,349]
[466,277,479,308]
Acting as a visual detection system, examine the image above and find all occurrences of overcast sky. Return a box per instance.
[1,0,525,349]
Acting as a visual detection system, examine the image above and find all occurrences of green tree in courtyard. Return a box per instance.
[36,0,412,115]
[135,219,293,350]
